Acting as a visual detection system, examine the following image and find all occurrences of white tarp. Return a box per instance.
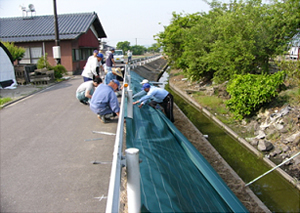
[0,43,17,89]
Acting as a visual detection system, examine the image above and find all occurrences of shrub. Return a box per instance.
[52,64,67,79]
[276,60,300,87]
[37,53,52,70]
[226,72,285,119]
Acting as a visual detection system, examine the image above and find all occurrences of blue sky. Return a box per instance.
[0,0,214,47]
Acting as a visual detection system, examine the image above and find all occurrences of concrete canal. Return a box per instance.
[168,86,299,212]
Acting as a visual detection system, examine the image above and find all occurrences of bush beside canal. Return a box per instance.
[169,69,300,182]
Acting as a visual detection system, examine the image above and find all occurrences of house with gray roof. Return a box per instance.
[0,12,106,73]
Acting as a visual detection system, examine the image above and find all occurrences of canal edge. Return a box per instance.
[169,81,300,191]
[173,103,271,213]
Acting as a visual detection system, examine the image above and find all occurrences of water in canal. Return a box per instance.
[167,87,300,212]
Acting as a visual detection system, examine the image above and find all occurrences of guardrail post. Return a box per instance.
[125,148,141,213]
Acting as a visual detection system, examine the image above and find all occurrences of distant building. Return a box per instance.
[0,12,107,73]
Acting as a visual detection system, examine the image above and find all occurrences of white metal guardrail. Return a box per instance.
[106,55,163,212]
[105,63,141,213]
[129,54,163,69]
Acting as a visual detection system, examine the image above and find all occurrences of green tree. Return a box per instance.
[155,12,201,69]
[147,43,161,53]
[116,41,131,53]
[155,0,300,83]
[131,45,147,55]
[2,41,25,62]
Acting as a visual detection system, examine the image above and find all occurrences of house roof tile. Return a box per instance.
[0,12,106,42]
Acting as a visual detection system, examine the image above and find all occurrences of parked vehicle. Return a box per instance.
[113,50,124,63]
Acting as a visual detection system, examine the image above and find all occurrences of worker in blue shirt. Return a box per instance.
[90,79,120,123]
[133,79,163,106]
[104,67,123,84]
[133,83,174,122]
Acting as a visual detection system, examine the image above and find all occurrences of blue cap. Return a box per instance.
[93,50,98,54]
[142,83,150,90]
[96,53,103,58]
[111,79,120,87]
[111,48,115,51]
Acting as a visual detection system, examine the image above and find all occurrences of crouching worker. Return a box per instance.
[133,83,174,122]
[90,79,120,123]
[76,78,102,105]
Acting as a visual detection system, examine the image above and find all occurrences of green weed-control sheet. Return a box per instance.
[125,71,248,213]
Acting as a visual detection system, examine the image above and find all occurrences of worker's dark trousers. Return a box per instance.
[149,93,174,122]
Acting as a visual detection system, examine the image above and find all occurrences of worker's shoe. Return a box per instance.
[80,100,88,105]
[97,115,107,123]
[104,113,115,120]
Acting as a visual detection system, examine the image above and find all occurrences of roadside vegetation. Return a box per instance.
[37,54,67,80]
[1,41,25,61]
[155,0,300,120]
[116,41,161,55]
[0,97,12,107]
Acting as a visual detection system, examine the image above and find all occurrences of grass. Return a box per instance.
[0,97,12,106]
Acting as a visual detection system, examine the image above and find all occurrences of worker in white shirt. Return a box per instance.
[81,53,103,82]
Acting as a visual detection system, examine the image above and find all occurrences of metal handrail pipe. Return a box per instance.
[105,65,128,213]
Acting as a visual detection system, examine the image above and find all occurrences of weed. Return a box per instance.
[0,97,12,106]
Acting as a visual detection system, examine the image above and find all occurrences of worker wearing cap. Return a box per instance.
[105,48,116,73]
[133,79,162,104]
[133,83,174,122]
[81,53,103,82]
[104,67,123,85]
[87,50,99,62]
[90,79,120,123]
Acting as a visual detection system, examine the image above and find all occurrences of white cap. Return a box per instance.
[140,79,149,84]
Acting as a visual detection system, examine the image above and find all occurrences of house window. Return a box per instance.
[72,48,94,61]
[73,49,81,61]
[19,47,42,64]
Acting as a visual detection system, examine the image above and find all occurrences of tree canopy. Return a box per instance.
[2,41,25,62]
[116,41,159,55]
[155,0,300,83]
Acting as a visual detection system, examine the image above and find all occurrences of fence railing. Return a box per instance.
[105,61,144,213]
[129,54,162,69]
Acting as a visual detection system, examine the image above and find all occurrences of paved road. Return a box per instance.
[0,76,118,212]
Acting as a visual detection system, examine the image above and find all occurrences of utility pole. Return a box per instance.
[53,0,61,64]
[135,38,137,46]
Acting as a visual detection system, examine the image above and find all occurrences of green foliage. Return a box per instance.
[51,64,67,79]
[116,41,131,53]
[2,41,25,61]
[276,60,300,86]
[155,12,201,69]
[131,45,147,55]
[147,43,161,53]
[0,97,12,106]
[37,53,52,69]
[155,0,300,83]
[226,72,285,119]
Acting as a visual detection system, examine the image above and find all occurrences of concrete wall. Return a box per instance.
[131,57,168,81]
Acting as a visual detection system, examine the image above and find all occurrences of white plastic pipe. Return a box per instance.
[125,148,141,213]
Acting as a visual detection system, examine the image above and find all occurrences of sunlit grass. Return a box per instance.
[0,97,12,106]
